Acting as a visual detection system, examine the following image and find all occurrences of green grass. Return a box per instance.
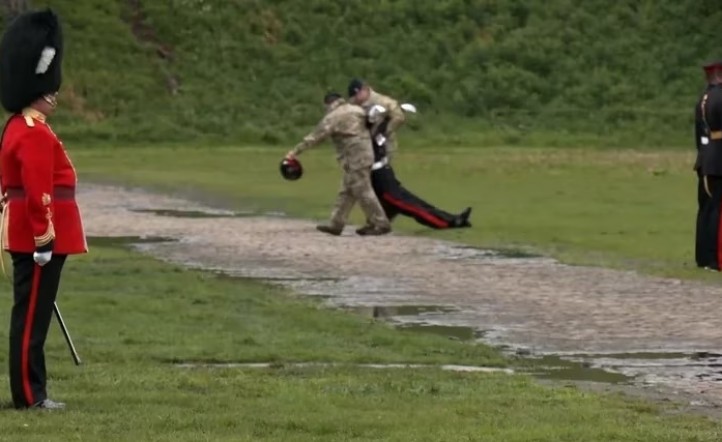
[74,144,707,280]
[0,243,719,440]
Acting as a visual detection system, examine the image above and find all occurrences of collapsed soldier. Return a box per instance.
[286,92,391,236]
[364,104,472,229]
[349,79,472,229]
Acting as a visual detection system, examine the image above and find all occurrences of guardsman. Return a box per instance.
[694,59,722,270]
[286,92,391,236]
[348,79,406,161]
[362,106,472,229]
[0,8,87,409]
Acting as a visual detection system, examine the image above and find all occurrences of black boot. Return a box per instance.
[453,207,472,228]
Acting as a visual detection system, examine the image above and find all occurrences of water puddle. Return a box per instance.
[397,323,482,341]
[171,360,514,374]
[130,208,287,218]
[87,235,176,247]
[516,355,631,384]
[342,305,458,318]
[335,302,629,381]
[434,244,546,262]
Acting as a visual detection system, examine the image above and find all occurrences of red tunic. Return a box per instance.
[0,108,87,254]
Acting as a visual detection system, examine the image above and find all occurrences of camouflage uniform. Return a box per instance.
[359,90,406,160]
[292,99,390,231]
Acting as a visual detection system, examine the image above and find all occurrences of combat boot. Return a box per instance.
[355,224,374,235]
[357,225,391,236]
[316,225,343,236]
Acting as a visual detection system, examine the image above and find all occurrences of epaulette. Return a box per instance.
[21,108,46,128]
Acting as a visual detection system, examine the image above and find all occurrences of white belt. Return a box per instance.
[371,157,389,170]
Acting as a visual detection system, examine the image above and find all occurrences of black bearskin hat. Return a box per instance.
[0,8,63,113]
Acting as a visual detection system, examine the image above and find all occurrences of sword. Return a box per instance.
[53,302,81,366]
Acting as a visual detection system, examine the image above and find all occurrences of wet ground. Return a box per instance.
[79,184,722,415]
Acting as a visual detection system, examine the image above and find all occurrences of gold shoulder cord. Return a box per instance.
[0,115,12,280]
[0,202,7,280]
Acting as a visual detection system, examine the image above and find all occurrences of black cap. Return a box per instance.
[347,78,365,98]
[0,8,64,113]
[324,91,342,104]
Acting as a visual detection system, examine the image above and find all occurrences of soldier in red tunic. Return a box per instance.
[0,8,87,410]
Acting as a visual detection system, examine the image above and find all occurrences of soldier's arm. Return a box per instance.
[291,116,333,156]
[16,129,55,252]
[384,98,406,133]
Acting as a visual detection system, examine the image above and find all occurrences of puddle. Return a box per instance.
[397,323,482,341]
[435,244,545,261]
[87,235,176,247]
[517,355,631,384]
[343,305,458,318]
[131,208,249,218]
[130,208,288,218]
[171,361,514,374]
[215,273,342,284]
[456,246,543,258]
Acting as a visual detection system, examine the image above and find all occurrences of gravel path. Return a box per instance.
[78,184,722,410]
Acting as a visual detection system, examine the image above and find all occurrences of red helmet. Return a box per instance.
[280,157,303,181]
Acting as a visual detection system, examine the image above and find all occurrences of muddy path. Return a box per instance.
[79,184,722,413]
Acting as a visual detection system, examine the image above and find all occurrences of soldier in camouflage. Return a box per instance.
[348,79,406,161]
[286,92,391,236]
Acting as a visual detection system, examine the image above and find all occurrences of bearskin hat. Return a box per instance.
[0,8,63,113]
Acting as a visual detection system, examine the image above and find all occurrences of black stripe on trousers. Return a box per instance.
[9,253,66,408]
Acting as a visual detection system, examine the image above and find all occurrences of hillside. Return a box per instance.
[2,0,721,147]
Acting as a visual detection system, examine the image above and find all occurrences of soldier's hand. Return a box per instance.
[285,150,296,160]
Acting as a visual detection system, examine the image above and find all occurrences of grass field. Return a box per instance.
[74,144,707,280]
[0,243,719,441]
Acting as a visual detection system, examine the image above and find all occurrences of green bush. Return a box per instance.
[1,0,718,147]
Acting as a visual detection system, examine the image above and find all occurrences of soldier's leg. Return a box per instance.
[700,176,722,269]
[370,168,400,224]
[696,172,711,267]
[9,253,66,408]
[327,172,357,230]
[347,168,390,231]
[378,173,461,229]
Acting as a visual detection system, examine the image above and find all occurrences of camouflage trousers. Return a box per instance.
[330,167,390,229]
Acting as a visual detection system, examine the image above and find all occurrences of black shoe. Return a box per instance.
[32,399,65,410]
[316,225,343,236]
[458,207,472,227]
[358,225,391,236]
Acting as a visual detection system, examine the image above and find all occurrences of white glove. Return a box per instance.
[33,251,52,266]
[368,104,387,123]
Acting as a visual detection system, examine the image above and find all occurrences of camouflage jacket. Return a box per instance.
[292,99,374,170]
[360,89,406,140]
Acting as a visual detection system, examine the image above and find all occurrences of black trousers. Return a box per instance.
[371,166,458,229]
[9,253,66,408]
[696,174,722,270]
